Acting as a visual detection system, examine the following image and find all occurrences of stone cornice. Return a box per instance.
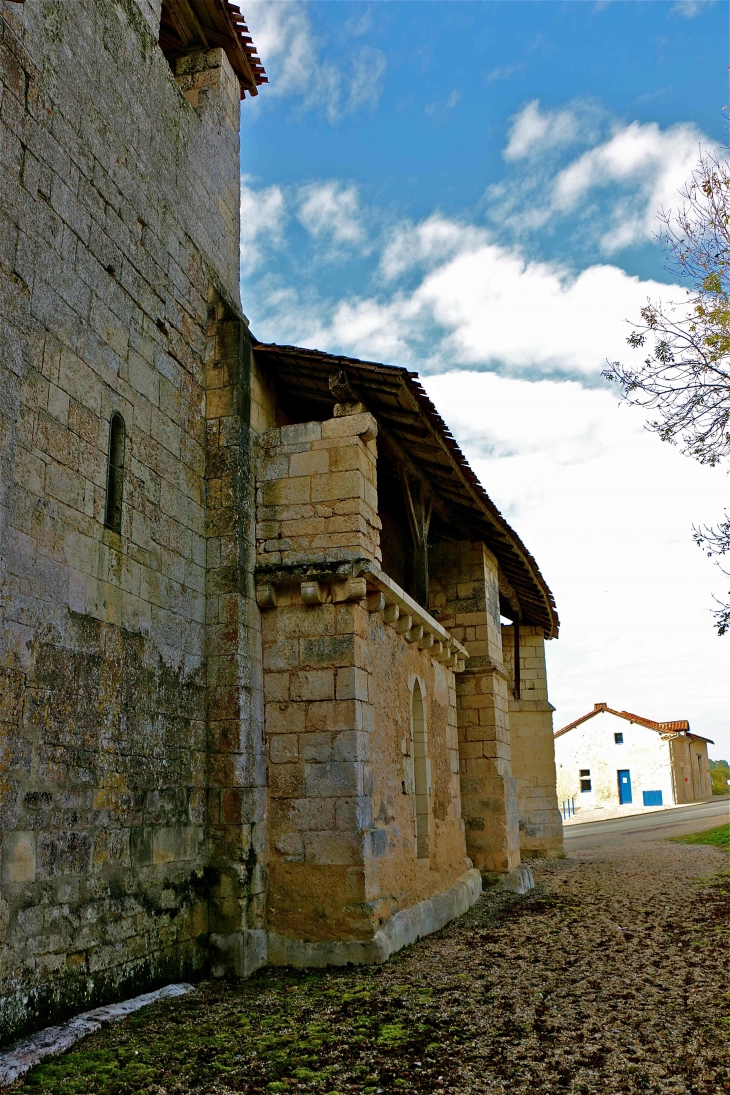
[255,557,468,671]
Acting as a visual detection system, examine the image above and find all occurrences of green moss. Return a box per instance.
[13,906,494,1093]
[376,1021,411,1047]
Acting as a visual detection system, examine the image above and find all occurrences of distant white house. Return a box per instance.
[554,703,714,812]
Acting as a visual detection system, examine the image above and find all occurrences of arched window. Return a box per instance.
[104,413,126,533]
[411,680,430,860]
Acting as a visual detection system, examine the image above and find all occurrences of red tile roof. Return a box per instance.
[554,703,704,740]
[225,2,268,93]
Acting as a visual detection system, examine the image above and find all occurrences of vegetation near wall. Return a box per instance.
[709,759,730,796]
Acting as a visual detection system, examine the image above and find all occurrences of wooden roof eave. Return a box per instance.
[398,380,558,635]
[163,0,268,98]
[251,340,559,636]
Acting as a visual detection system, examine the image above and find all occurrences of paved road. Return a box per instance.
[564,798,729,849]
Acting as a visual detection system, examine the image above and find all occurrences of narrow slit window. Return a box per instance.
[411,681,430,860]
[104,413,126,533]
[579,768,591,793]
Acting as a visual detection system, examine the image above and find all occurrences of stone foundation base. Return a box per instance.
[209,930,268,979]
[482,864,535,895]
[268,868,482,968]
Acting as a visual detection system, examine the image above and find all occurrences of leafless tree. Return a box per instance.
[604,150,730,635]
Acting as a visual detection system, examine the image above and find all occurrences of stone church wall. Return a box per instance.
[256,411,470,957]
[0,0,563,1044]
[0,0,260,1042]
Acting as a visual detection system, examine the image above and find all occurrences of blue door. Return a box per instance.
[618,769,632,804]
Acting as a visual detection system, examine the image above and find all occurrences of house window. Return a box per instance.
[614,732,623,744]
[104,413,126,533]
[579,768,592,792]
[411,681,430,860]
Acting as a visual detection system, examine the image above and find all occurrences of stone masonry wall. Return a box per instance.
[0,0,255,1041]
[204,291,266,980]
[262,587,467,947]
[256,412,381,572]
[256,412,469,952]
[430,542,520,875]
[501,625,563,858]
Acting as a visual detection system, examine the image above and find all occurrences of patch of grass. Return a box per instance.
[669,823,730,847]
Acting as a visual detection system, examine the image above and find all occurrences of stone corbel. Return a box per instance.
[382,603,400,625]
[301,581,327,605]
[331,577,368,603]
[333,401,367,417]
[256,584,278,609]
[357,417,378,443]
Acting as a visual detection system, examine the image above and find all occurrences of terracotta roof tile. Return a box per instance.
[555,705,692,738]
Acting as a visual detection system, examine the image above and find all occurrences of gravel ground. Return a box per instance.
[9,838,729,1095]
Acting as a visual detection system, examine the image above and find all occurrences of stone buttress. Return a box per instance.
[430,543,521,877]
[255,408,480,964]
[501,625,563,858]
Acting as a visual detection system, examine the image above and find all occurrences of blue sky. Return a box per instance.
[240,1,729,758]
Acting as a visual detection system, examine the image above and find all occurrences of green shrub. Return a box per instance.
[709,761,730,795]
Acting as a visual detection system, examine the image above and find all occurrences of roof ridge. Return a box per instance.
[556,704,691,737]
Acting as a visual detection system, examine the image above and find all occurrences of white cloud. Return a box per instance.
[552,120,705,251]
[243,2,386,123]
[411,246,666,375]
[671,0,714,16]
[491,108,710,253]
[240,177,287,268]
[425,89,463,124]
[343,8,373,38]
[504,99,591,161]
[487,62,525,85]
[422,372,730,754]
[296,181,366,250]
[289,218,682,378]
[346,46,387,116]
[379,215,484,281]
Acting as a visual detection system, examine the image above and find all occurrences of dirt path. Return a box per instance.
[10,839,729,1095]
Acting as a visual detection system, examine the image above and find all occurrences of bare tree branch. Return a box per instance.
[604,150,730,634]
